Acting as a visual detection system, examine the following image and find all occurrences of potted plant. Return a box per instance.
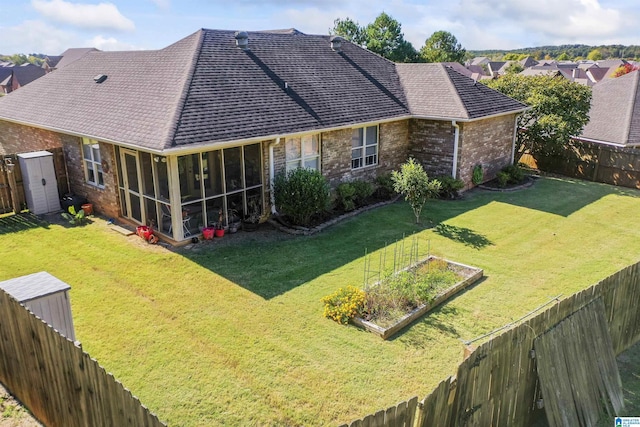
[214,209,225,237]
[227,209,240,233]
[242,197,262,232]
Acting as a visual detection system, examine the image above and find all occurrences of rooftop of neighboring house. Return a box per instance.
[55,48,100,69]
[0,29,526,153]
[579,70,640,147]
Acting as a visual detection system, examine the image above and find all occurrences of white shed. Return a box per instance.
[0,272,76,341]
[17,151,61,215]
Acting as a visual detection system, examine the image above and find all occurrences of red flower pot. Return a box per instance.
[214,228,225,238]
[202,227,215,240]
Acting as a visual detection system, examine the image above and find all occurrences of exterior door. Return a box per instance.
[119,149,143,223]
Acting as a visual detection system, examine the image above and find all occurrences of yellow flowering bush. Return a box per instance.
[321,286,365,324]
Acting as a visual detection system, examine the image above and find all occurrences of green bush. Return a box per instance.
[375,173,396,199]
[497,171,510,188]
[472,164,484,185]
[501,164,525,184]
[436,176,464,199]
[352,180,374,206]
[336,182,357,211]
[392,158,441,224]
[273,168,330,226]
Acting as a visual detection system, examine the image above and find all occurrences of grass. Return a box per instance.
[1,176,640,426]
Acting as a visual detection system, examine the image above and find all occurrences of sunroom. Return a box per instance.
[113,142,264,242]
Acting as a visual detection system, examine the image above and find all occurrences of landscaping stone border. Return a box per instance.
[351,256,483,340]
[477,175,537,192]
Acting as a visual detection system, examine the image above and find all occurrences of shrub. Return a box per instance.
[497,171,510,188]
[501,164,525,184]
[436,176,464,199]
[273,168,330,226]
[472,164,484,185]
[336,182,356,211]
[392,158,441,224]
[321,286,366,324]
[352,180,374,206]
[375,173,396,199]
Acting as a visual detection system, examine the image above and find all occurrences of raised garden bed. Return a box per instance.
[351,256,483,339]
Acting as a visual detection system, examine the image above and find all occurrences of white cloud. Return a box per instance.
[31,0,135,31]
[86,35,138,51]
[0,20,80,54]
[149,0,170,9]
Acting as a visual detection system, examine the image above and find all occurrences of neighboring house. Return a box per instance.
[576,70,640,148]
[519,56,538,68]
[487,61,506,77]
[0,29,526,242]
[0,64,46,94]
[42,55,63,73]
[53,48,99,70]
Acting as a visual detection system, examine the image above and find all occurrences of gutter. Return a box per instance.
[572,136,637,148]
[269,138,281,214]
[451,120,460,178]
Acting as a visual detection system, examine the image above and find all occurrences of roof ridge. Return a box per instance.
[166,29,206,148]
[442,65,470,119]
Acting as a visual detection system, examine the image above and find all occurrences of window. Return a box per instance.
[351,125,378,169]
[286,134,320,172]
[82,138,104,187]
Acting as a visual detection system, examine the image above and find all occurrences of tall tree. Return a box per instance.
[485,74,592,160]
[330,17,366,46]
[363,12,418,62]
[587,49,603,60]
[420,31,466,64]
[611,63,639,77]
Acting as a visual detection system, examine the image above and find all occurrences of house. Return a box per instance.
[0,29,526,242]
[0,64,46,94]
[576,70,640,148]
[53,48,99,70]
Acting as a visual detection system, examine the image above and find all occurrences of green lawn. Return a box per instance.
[1,176,639,426]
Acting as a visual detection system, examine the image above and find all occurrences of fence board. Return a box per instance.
[0,289,166,427]
[534,299,623,427]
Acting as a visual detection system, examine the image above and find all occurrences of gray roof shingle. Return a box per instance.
[0,29,526,152]
[580,71,640,146]
[396,63,526,120]
[0,271,70,302]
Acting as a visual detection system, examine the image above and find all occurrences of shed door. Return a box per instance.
[18,153,61,215]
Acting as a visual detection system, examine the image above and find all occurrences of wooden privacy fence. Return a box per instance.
[0,288,166,427]
[522,140,640,189]
[340,261,640,427]
[0,148,68,214]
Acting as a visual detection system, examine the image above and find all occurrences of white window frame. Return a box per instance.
[285,134,321,172]
[351,125,378,170]
[82,137,104,188]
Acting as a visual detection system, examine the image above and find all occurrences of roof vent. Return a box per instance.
[235,31,249,50]
[330,36,344,52]
[93,74,107,84]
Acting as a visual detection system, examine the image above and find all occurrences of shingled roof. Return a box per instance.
[0,29,525,153]
[579,71,640,147]
[396,63,526,120]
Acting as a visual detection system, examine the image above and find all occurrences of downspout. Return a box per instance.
[269,138,281,214]
[451,121,460,178]
[511,113,521,164]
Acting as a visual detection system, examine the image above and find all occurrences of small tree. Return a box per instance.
[391,158,441,224]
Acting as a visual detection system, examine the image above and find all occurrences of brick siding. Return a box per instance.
[0,120,64,156]
[457,114,517,188]
[62,139,120,219]
[408,119,455,179]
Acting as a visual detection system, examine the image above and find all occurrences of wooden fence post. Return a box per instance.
[4,158,20,214]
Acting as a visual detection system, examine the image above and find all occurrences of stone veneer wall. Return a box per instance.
[408,119,455,179]
[457,114,516,188]
[62,139,120,219]
[0,120,64,156]
[321,120,410,188]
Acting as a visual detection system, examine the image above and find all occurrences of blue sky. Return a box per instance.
[2,0,639,55]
